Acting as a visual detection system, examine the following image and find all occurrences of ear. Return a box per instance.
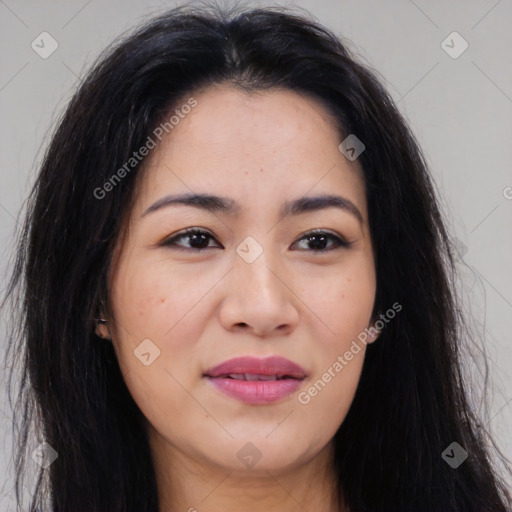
[366,326,381,344]
[366,315,382,344]
[94,317,111,340]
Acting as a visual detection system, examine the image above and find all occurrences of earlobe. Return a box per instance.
[366,318,381,344]
[94,317,112,340]
[365,308,385,344]
[367,328,380,343]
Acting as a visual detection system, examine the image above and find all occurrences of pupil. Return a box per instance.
[309,234,327,250]
[190,233,209,249]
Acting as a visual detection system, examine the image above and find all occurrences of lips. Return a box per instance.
[204,356,307,404]
[219,373,292,381]
[204,356,307,380]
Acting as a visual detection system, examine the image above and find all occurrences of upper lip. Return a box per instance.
[204,356,307,379]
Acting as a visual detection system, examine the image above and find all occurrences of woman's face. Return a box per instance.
[102,85,377,476]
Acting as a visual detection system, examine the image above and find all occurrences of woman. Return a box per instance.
[2,3,511,511]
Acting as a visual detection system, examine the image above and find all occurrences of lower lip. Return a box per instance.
[205,377,303,404]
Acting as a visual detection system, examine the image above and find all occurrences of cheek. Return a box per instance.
[110,257,216,343]
[292,257,374,419]
[108,256,221,410]
[108,260,210,436]
[297,350,365,451]
[294,255,376,342]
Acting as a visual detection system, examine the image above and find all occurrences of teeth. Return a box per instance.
[225,373,279,381]
[228,373,245,380]
[244,373,279,381]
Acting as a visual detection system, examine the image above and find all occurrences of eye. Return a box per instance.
[160,228,351,253]
[291,230,351,252]
[160,228,221,251]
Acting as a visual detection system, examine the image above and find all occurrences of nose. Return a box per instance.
[218,247,299,337]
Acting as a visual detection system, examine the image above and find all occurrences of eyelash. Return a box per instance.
[160,228,351,253]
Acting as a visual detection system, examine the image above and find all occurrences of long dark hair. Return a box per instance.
[2,2,511,511]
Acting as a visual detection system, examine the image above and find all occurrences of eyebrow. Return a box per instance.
[141,192,364,224]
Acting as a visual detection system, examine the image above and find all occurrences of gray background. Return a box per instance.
[1,0,511,508]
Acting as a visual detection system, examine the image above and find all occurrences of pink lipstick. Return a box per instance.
[203,356,307,404]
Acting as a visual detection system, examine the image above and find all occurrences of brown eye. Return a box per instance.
[161,228,351,253]
[291,230,351,252]
[161,229,221,251]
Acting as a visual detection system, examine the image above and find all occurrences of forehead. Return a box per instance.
[133,85,367,220]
